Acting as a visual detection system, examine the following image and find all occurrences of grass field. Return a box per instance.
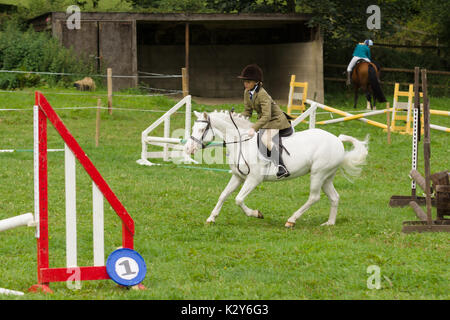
[0,86,449,300]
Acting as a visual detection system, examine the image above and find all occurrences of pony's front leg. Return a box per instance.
[353,88,359,109]
[206,174,243,224]
[235,176,264,219]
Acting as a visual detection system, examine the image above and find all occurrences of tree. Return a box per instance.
[205,0,297,13]
[297,0,415,45]
[125,0,159,9]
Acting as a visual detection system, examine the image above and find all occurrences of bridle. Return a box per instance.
[189,111,252,175]
[190,116,215,150]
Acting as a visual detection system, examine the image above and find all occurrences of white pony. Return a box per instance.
[184,110,369,227]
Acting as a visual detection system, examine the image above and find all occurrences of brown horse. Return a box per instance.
[351,60,386,109]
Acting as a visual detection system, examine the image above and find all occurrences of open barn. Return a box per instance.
[29,12,324,101]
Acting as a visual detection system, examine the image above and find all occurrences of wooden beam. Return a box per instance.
[410,169,426,192]
[409,201,427,221]
[185,22,189,96]
[131,20,138,88]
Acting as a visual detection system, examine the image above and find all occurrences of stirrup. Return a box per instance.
[276,165,290,179]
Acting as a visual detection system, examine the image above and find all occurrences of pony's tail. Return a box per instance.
[368,64,387,103]
[338,134,369,178]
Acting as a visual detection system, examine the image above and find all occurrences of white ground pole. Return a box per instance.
[0,149,63,153]
[0,213,34,232]
[0,211,33,296]
[0,288,25,296]
[137,95,196,166]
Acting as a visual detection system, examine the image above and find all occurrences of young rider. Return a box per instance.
[238,64,293,179]
[345,39,373,86]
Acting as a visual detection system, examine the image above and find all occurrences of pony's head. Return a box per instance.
[184,111,215,155]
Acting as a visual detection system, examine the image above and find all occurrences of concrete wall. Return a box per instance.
[138,40,324,102]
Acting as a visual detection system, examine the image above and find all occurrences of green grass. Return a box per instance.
[0,86,449,300]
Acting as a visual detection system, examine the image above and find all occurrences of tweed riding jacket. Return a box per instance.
[241,86,291,131]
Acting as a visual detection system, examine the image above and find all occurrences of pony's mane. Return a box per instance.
[209,110,252,129]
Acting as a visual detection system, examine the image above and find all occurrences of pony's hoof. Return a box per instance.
[285,221,295,228]
[205,219,215,225]
[320,221,335,226]
[257,210,264,219]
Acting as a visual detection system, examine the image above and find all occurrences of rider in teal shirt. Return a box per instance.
[345,39,373,85]
[352,43,371,60]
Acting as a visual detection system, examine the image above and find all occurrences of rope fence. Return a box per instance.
[0,69,182,79]
[0,88,183,97]
[0,67,187,113]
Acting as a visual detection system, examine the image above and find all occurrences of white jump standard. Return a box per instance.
[137,95,195,166]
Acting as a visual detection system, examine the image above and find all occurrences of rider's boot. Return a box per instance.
[276,149,290,179]
[346,71,351,86]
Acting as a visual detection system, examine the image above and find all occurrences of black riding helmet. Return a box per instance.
[237,64,263,82]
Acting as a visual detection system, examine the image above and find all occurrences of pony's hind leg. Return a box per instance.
[285,173,324,227]
[206,174,243,224]
[320,176,340,226]
[365,92,373,110]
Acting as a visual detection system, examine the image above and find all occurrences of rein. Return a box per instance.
[228,110,251,176]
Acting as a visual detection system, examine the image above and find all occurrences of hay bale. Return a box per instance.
[74,77,96,91]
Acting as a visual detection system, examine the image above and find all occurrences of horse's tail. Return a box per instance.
[338,134,369,178]
[368,64,386,102]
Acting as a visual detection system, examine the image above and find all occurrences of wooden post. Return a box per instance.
[131,20,138,88]
[421,68,432,225]
[386,102,391,145]
[95,99,101,147]
[182,68,188,97]
[185,23,189,97]
[107,68,112,115]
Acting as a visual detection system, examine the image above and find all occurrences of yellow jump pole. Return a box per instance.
[317,108,393,125]
[430,109,450,116]
[307,100,388,130]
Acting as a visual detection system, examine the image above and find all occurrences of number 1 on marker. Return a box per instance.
[119,260,137,277]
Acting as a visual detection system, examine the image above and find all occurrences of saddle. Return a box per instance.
[351,59,369,75]
[256,126,293,161]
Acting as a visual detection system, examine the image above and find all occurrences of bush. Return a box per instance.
[0,19,96,89]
